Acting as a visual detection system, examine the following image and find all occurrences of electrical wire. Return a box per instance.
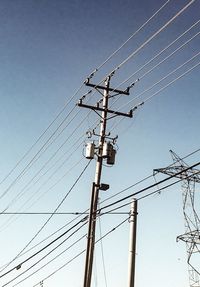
[0,105,77,201]
[0,105,93,217]
[118,19,200,88]
[0,157,84,232]
[12,234,87,287]
[31,216,129,287]
[26,165,200,287]
[0,209,88,272]
[108,25,200,118]
[77,0,178,105]
[99,163,200,215]
[84,21,200,137]
[1,1,197,210]
[88,0,172,77]
[0,217,88,279]
[2,222,87,287]
[98,161,200,213]
[139,33,200,80]
[2,146,198,271]
[0,138,84,228]
[99,147,200,212]
[0,160,92,273]
[110,53,200,132]
[2,0,194,215]
[0,84,85,187]
[137,59,200,105]
[110,0,196,75]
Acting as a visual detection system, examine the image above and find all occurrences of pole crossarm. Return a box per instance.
[78,101,133,118]
[85,79,130,95]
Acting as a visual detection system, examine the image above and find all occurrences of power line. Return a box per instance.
[139,59,200,105]
[100,147,200,208]
[111,54,200,131]
[95,20,200,126]
[0,160,91,273]
[99,161,200,213]
[0,217,88,279]
[12,234,87,287]
[0,158,84,233]
[0,212,127,215]
[2,222,87,287]
[0,105,78,200]
[3,162,200,284]
[89,0,171,77]
[77,1,179,106]
[27,164,200,287]
[0,209,88,271]
[3,146,198,269]
[110,29,200,114]
[139,32,200,81]
[0,139,84,229]
[31,216,129,287]
[118,19,200,88]
[104,167,200,214]
[0,105,94,217]
[110,0,196,75]
[0,84,85,188]
[2,145,199,279]
[133,51,200,102]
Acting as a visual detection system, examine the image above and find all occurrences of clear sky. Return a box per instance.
[0,0,200,287]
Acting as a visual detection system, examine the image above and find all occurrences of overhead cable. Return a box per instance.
[31,216,129,287]
[110,0,196,75]
[0,160,91,273]
[120,19,200,88]
[88,0,171,77]
[99,161,200,213]
[0,84,84,188]
[2,222,87,287]
[12,234,86,287]
[138,59,200,105]
[1,111,88,213]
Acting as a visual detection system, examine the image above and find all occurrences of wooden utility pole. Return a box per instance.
[78,75,134,287]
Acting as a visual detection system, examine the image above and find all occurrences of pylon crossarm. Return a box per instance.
[177,230,200,244]
[154,167,200,183]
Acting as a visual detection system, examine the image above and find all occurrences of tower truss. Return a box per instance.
[154,150,200,287]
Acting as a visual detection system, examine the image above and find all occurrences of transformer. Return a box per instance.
[102,142,116,165]
[85,143,95,159]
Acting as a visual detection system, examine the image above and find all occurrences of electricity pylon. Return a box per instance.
[154,150,200,287]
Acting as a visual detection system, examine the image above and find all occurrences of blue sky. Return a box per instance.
[0,0,199,287]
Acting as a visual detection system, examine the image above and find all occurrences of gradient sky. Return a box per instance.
[0,1,200,287]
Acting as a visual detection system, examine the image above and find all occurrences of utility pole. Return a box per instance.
[78,74,138,287]
[127,199,138,287]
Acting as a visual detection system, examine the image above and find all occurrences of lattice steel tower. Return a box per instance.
[154,150,200,287]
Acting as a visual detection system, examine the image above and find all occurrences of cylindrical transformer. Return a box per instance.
[102,142,112,158]
[107,148,116,165]
[85,142,95,159]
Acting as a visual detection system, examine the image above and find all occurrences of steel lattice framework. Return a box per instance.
[154,150,200,287]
